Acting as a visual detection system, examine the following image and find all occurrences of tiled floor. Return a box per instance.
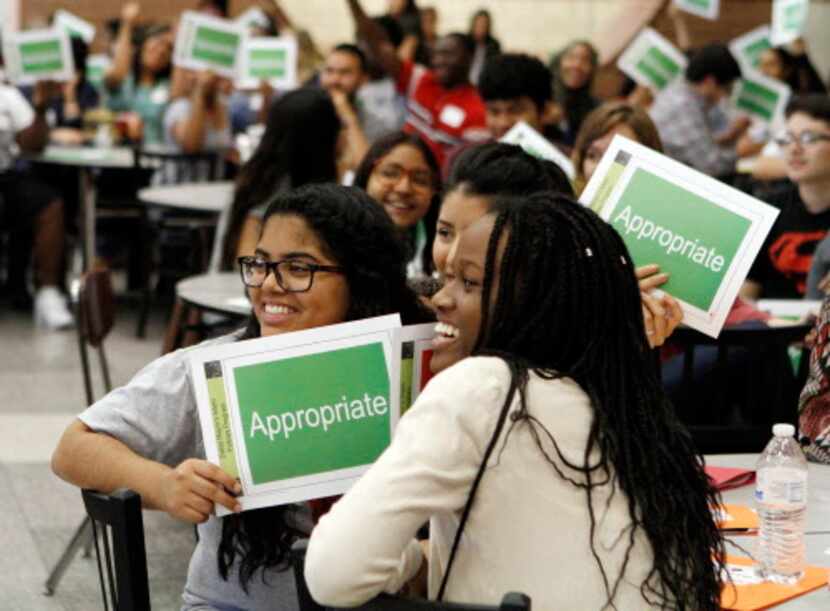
[0,302,194,610]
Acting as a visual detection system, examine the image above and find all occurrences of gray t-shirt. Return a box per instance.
[79,331,298,611]
[163,97,232,182]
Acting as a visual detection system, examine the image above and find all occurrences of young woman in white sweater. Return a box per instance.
[305,192,725,610]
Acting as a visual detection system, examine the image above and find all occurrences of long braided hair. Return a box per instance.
[219,184,431,590]
[472,193,724,610]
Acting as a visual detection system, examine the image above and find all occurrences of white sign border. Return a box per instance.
[499,121,575,180]
[2,27,75,85]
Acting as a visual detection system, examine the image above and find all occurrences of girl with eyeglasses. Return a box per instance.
[354,131,442,278]
[52,184,430,611]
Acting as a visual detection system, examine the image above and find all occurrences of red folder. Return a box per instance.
[706,466,756,491]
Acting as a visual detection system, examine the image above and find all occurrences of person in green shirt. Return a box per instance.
[104,2,172,145]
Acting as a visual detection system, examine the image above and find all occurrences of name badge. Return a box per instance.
[150,86,169,105]
[439,104,465,129]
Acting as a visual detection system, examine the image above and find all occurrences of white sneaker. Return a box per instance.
[34,286,74,330]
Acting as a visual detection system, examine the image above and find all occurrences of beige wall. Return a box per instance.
[16,0,830,84]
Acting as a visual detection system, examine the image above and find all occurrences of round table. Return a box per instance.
[177,272,250,317]
[138,181,235,213]
[163,272,250,353]
[708,453,830,609]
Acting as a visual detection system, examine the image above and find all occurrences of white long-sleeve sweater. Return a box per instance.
[305,356,658,610]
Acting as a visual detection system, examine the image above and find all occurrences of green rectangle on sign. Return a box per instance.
[235,343,391,485]
[744,38,771,65]
[646,47,680,77]
[20,39,63,73]
[193,26,239,67]
[636,58,667,90]
[742,79,778,104]
[687,0,711,7]
[609,168,751,311]
[785,3,807,29]
[249,49,286,78]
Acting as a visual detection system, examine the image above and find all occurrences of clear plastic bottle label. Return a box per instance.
[755,468,808,505]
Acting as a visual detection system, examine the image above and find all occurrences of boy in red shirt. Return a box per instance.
[346,0,489,165]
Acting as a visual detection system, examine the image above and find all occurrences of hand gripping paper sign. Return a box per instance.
[580,136,779,338]
[500,121,575,180]
[173,11,245,79]
[617,28,688,93]
[189,315,402,514]
[771,0,810,46]
[674,0,720,21]
[2,28,75,85]
[236,37,298,90]
[730,25,772,71]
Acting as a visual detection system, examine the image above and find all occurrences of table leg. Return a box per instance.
[80,168,97,271]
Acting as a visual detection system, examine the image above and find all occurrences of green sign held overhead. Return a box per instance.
[730,26,773,71]
[733,71,790,124]
[173,10,245,79]
[771,0,809,45]
[237,37,298,90]
[2,28,75,85]
[235,343,391,485]
[674,0,720,20]
[618,28,687,93]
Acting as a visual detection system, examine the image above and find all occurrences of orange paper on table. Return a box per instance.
[720,554,828,610]
[715,504,760,531]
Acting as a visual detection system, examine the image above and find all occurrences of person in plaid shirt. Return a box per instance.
[649,44,743,178]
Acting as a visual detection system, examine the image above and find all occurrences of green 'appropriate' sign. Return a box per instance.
[234,343,391,485]
[636,46,682,90]
[249,48,287,78]
[609,168,751,311]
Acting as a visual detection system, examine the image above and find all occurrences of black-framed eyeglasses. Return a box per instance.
[773,131,830,148]
[372,161,435,191]
[237,256,344,292]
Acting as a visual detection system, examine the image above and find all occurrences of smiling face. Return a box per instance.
[759,48,786,82]
[249,214,350,337]
[581,123,638,183]
[366,143,435,229]
[559,43,594,90]
[784,112,830,184]
[432,187,492,274]
[430,214,501,373]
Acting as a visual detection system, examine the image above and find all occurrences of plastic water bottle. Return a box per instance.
[755,423,808,584]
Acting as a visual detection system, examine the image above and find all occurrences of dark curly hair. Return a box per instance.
[469,192,725,609]
[353,131,442,275]
[220,184,431,590]
[447,141,574,199]
[479,53,553,113]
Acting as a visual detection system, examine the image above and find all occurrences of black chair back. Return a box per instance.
[663,322,812,453]
[289,539,530,611]
[82,489,150,611]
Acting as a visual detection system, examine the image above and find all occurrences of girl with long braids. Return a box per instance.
[306,192,725,609]
[52,184,430,610]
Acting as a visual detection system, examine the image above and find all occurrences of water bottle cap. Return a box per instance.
[772,423,795,437]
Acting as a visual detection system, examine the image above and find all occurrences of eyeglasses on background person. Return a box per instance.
[237,256,344,292]
[372,161,435,190]
[773,130,830,148]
